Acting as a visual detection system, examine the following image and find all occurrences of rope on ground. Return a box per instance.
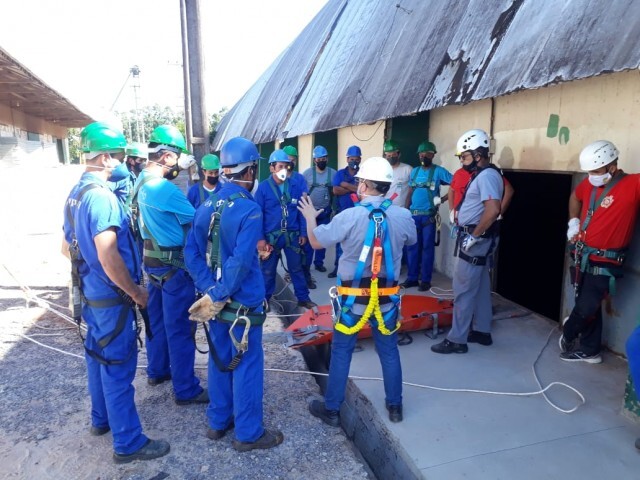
[429,286,454,298]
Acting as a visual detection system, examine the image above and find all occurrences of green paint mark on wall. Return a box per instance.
[547,114,560,138]
[558,126,570,145]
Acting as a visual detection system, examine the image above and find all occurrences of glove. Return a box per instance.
[178,154,196,170]
[567,217,580,241]
[433,196,442,207]
[461,234,480,252]
[449,210,456,225]
[188,295,228,322]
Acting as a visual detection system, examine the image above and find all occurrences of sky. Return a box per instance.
[0,0,328,119]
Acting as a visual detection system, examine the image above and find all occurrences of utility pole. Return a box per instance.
[130,65,142,142]
[180,0,208,162]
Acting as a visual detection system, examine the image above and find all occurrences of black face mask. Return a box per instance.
[420,158,432,167]
[462,161,477,173]
[163,164,180,180]
[316,161,327,171]
[387,156,399,165]
[206,175,219,185]
[133,162,144,175]
[348,161,360,170]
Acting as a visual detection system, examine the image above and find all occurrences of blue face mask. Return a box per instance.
[109,162,130,182]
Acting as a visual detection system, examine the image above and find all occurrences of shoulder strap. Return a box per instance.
[207,191,250,274]
[582,172,627,233]
[457,164,503,212]
[66,183,101,232]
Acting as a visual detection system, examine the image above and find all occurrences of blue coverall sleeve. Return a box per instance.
[253,185,266,241]
[210,204,263,301]
[183,205,217,294]
[438,166,453,186]
[168,187,196,225]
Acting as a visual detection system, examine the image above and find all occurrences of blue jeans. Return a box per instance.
[324,323,403,411]
[84,303,148,455]
[145,266,203,401]
[626,325,640,392]
[406,215,436,283]
[207,320,265,442]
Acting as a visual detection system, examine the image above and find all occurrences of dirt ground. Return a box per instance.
[0,163,369,480]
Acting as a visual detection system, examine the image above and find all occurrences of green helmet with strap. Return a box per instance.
[417,141,437,154]
[383,139,399,152]
[83,126,127,153]
[201,153,220,170]
[125,142,148,159]
[282,145,298,157]
[148,125,189,153]
[81,122,120,153]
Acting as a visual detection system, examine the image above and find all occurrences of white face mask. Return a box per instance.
[588,172,612,187]
[275,169,288,182]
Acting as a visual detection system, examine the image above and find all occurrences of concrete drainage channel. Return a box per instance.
[271,276,420,480]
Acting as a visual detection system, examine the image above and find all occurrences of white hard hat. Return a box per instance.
[579,140,619,171]
[355,156,393,183]
[456,129,490,155]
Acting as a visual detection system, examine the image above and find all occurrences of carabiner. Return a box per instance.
[229,314,251,353]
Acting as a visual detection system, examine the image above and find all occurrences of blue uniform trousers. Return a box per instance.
[144,265,203,401]
[406,214,436,283]
[626,325,640,393]
[83,303,148,455]
[304,210,331,268]
[207,320,265,442]
[325,324,403,411]
[262,233,310,302]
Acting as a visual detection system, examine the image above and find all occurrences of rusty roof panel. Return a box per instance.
[214,0,640,149]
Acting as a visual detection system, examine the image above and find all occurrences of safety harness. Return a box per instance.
[408,165,442,245]
[65,182,146,366]
[570,172,627,296]
[200,190,267,372]
[329,197,401,336]
[198,182,217,205]
[265,177,304,256]
[453,165,502,266]
[310,168,336,214]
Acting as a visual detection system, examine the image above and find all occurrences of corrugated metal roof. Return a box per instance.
[214,0,640,149]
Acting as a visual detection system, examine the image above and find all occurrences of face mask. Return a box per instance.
[588,172,612,187]
[387,156,399,165]
[276,169,288,182]
[348,161,360,170]
[109,161,130,182]
[462,161,477,173]
[206,175,219,185]
[133,162,144,175]
[420,158,432,167]
[316,161,327,171]
[163,164,180,180]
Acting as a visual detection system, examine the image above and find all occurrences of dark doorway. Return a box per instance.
[314,130,338,171]
[496,171,573,321]
[388,111,430,168]
[258,142,275,181]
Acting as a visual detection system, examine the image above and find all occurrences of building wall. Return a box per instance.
[297,134,314,172]
[428,71,640,354]
[337,121,386,167]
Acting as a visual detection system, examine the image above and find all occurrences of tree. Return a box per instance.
[209,107,229,147]
[67,128,82,164]
[117,105,186,143]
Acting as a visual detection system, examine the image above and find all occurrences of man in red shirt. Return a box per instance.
[562,140,640,363]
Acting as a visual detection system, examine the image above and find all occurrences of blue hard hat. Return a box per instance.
[269,149,291,164]
[220,137,261,166]
[313,145,328,158]
[346,145,362,157]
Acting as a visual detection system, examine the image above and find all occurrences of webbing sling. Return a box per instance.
[335,199,401,335]
[265,177,303,254]
[572,172,627,295]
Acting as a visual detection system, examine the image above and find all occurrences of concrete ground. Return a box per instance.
[304,248,640,479]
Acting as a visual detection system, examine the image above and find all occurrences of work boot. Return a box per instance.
[89,425,110,436]
[147,374,171,386]
[232,429,284,452]
[309,399,340,427]
[206,419,234,441]
[400,279,418,289]
[431,339,468,354]
[315,264,327,272]
[297,300,318,310]
[328,269,337,279]
[175,389,209,406]
[113,439,170,464]
[467,330,493,346]
[418,282,431,292]
[386,404,403,423]
[306,276,317,289]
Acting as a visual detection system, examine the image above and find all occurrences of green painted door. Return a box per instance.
[258,142,275,180]
[388,111,430,168]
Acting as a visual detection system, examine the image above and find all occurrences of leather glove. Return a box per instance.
[178,154,196,170]
[449,209,456,225]
[461,234,481,252]
[188,295,229,322]
[433,196,442,207]
[567,217,580,241]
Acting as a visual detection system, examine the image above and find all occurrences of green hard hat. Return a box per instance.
[84,126,127,153]
[81,122,120,153]
[417,141,437,154]
[201,153,220,170]
[125,142,148,159]
[383,139,399,152]
[282,145,298,157]
[149,125,188,153]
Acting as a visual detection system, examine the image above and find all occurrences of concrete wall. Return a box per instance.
[337,120,386,166]
[0,103,67,139]
[297,134,314,172]
[427,70,640,355]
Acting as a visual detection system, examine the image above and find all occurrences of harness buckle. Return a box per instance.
[280,219,288,232]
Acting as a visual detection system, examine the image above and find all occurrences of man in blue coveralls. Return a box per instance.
[62,124,169,463]
[255,149,317,310]
[133,125,207,404]
[187,153,222,209]
[298,157,416,426]
[329,145,362,278]
[184,136,284,452]
[401,141,452,291]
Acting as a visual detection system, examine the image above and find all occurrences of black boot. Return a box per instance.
[309,399,340,427]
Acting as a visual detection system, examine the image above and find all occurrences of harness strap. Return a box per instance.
[582,172,627,233]
[336,285,400,296]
